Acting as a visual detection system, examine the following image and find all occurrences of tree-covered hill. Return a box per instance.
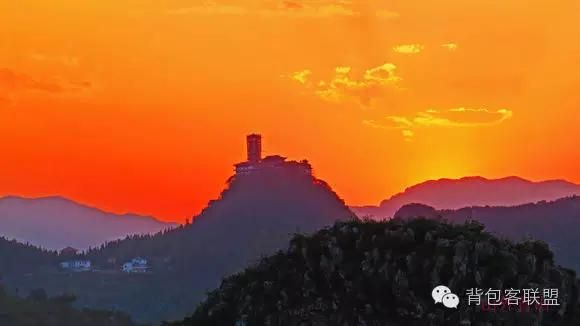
[171,218,580,326]
[85,162,354,274]
[394,196,580,271]
[0,286,135,326]
[5,161,355,323]
[0,237,57,275]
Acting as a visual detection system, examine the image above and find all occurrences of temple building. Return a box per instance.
[234,134,312,176]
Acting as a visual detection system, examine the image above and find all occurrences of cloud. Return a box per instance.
[28,53,80,67]
[259,3,358,18]
[0,68,91,94]
[441,43,458,51]
[391,108,513,128]
[364,107,513,139]
[393,44,424,54]
[401,129,414,141]
[386,115,413,127]
[291,62,402,106]
[290,70,312,84]
[168,1,358,18]
[0,68,64,93]
[167,2,248,15]
[376,10,400,19]
[282,0,304,9]
[364,63,400,84]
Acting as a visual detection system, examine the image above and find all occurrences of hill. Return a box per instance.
[5,157,355,323]
[170,218,580,326]
[0,237,56,275]
[0,196,175,250]
[352,176,580,219]
[394,196,580,271]
[0,286,135,326]
[86,158,354,275]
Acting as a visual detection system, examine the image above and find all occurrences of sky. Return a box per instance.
[0,0,579,222]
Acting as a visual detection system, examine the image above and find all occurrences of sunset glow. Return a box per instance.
[1,0,579,222]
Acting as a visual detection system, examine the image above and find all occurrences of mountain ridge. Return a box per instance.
[0,195,167,222]
[352,176,580,218]
[393,196,580,271]
[0,196,176,251]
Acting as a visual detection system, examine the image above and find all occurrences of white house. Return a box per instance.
[122,257,149,273]
[59,260,91,272]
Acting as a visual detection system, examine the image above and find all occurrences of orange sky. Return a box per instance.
[1,0,579,222]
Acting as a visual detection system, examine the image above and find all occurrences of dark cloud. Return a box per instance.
[282,1,304,9]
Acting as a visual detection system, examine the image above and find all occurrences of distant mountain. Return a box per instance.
[6,157,355,323]
[0,196,175,250]
[172,218,580,326]
[352,176,580,219]
[394,196,580,271]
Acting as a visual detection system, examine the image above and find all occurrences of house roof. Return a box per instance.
[61,246,78,253]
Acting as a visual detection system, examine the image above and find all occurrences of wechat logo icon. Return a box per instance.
[432,285,460,309]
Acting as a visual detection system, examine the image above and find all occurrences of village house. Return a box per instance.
[122,257,149,273]
[60,246,78,256]
[59,260,91,272]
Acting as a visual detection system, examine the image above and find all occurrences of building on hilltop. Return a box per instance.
[234,135,312,176]
[246,134,262,163]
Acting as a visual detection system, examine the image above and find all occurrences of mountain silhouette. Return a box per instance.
[352,176,580,219]
[87,157,355,272]
[0,196,175,250]
[1,154,355,323]
[394,196,580,271]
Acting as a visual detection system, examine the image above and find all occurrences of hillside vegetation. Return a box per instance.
[0,286,135,326]
[0,237,56,275]
[171,218,579,326]
[394,196,580,271]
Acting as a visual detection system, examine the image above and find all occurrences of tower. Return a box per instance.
[246,134,262,163]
